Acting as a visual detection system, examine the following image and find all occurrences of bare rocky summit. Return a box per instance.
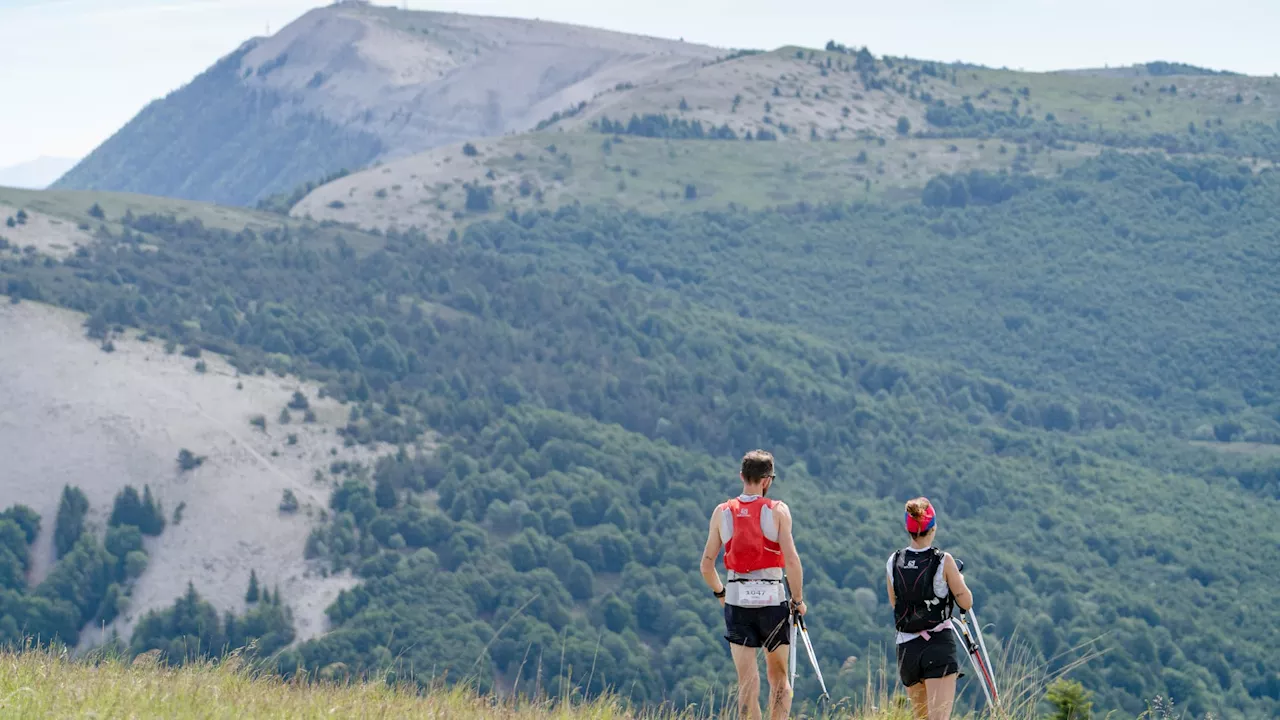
[54,2,718,206]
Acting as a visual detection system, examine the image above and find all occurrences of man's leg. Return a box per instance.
[730,643,763,720]
[764,643,793,720]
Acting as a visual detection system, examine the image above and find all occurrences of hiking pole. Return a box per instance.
[967,609,1000,701]
[950,559,999,708]
[951,612,998,708]
[785,581,829,700]
[793,608,830,700]
[788,614,798,691]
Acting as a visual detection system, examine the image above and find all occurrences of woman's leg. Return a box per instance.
[906,683,929,720]
[922,674,957,720]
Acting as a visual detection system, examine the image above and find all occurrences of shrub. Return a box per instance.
[1045,678,1094,720]
[279,490,299,514]
[287,391,309,411]
[194,360,207,373]
[182,345,201,358]
[124,550,149,579]
[897,116,911,135]
[177,449,205,472]
[462,143,479,157]
[464,184,495,213]
[250,415,267,431]
[1,505,40,544]
[88,203,106,220]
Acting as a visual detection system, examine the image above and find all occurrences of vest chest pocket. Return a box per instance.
[733,580,784,608]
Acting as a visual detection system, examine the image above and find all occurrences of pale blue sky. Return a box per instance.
[2,0,1279,168]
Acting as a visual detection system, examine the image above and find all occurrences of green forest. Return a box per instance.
[4,152,1280,718]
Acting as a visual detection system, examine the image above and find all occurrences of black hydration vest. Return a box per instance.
[892,547,953,633]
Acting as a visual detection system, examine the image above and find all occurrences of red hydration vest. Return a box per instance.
[723,497,784,573]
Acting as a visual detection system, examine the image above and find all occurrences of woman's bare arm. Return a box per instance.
[943,554,973,611]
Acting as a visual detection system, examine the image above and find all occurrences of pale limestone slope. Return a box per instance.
[0,300,408,647]
[238,3,722,159]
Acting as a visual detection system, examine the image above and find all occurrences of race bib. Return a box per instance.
[735,581,783,608]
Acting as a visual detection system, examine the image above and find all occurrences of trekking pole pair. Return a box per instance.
[950,560,1000,708]
[785,585,829,700]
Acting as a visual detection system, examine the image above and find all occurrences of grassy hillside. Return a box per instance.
[555,46,1280,141]
[0,185,385,255]
[296,43,1280,233]
[2,186,294,235]
[293,132,1102,232]
[5,151,1280,717]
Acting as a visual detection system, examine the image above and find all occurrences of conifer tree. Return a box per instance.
[141,485,165,536]
[246,569,260,603]
[54,485,90,559]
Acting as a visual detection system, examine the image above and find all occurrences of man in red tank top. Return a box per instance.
[700,450,807,720]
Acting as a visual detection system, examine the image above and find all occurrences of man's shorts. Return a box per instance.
[896,631,960,687]
[724,603,791,651]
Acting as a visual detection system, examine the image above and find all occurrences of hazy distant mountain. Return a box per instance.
[0,156,79,189]
[54,2,718,206]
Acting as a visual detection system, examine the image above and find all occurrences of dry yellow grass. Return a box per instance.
[0,642,1084,720]
[0,649,642,720]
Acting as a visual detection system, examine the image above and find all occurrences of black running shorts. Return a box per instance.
[896,630,960,687]
[724,603,791,651]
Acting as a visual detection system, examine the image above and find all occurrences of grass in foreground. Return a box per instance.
[0,644,1084,720]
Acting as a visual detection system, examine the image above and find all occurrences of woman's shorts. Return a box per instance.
[896,630,960,687]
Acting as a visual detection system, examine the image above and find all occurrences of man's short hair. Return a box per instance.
[741,450,774,484]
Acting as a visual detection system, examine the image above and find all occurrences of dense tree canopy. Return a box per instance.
[3,152,1280,717]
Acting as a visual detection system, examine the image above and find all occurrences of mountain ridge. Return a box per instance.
[0,156,79,190]
[53,2,718,206]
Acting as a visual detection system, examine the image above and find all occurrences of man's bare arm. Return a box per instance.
[699,509,725,600]
[776,503,804,611]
